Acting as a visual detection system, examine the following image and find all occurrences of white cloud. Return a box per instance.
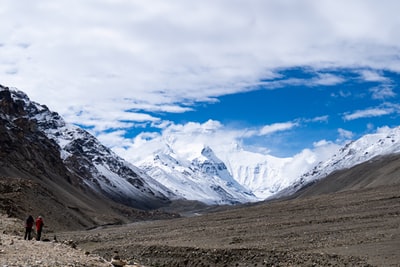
[305,115,329,123]
[359,69,389,82]
[331,90,352,98]
[369,85,396,100]
[311,73,345,86]
[97,130,129,148]
[259,72,344,90]
[0,0,400,135]
[110,120,244,162]
[258,122,299,136]
[313,139,331,147]
[367,123,375,131]
[376,125,393,134]
[64,107,160,133]
[106,119,341,173]
[338,128,354,139]
[281,140,341,180]
[343,107,394,121]
[101,119,299,161]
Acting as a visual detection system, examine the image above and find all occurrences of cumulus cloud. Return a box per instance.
[1,0,400,134]
[280,140,341,181]
[108,119,340,168]
[111,120,243,162]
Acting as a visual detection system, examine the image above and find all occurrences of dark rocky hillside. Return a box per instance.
[288,153,400,198]
[0,86,177,231]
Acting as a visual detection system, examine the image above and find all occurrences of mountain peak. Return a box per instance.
[3,84,400,211]
[201,145,213,156]
[138,143,257,205]
[279,126,400,196]
[0,85,176,212]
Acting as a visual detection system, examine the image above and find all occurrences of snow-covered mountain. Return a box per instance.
[283,126,400,195]
[1,85,176,209]
[214,147,320,199]
[133,125,400,203]
[3,84,400,207]
[132,137,340,202]
[136,144,292,203]
[137,144,257,205]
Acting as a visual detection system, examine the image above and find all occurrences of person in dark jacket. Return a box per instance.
[35,216,44,241]
[24,215,34,240]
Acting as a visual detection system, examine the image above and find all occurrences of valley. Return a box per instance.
[55,182,400,267]
[1,85,400,266]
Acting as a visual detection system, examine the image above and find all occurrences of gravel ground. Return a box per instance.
[0,234,109,267]
[56,184,400,267]
[2,183,399,266]
[0,215,146,267]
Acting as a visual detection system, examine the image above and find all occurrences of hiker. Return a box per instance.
[24,215,34,240]
[35,216,44,241]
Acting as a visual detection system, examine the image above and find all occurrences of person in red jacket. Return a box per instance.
[35,216,44,241]
[24,215,34,240]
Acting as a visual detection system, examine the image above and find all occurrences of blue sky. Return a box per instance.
[131,67,400,156]
[1,1,400,159]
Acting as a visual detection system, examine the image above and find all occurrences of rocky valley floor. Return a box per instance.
[1,183,399,266]
[0,215,145,266]
[51,183,400,267]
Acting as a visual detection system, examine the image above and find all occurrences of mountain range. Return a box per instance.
[0,85,180,230]
[132,125,400,203]
[1,84,400,230]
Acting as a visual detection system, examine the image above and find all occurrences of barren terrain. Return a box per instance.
[2,155,400,266]
[1,182,399,266]
[54,183,400,267]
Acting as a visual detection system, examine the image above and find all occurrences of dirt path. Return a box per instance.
[56,184,400,266]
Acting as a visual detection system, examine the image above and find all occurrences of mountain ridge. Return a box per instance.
[138,145,257,205]
[4,86,177,209]
[281,126,400,196]
[133,124,400,202]
[2,83,400,224]
[0,85,178,230]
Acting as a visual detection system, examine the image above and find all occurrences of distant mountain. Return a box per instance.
[2,83,400,217]
[0,85,178,230]
[6,86,176,208]
[216,148,299,199]
[137,145,257,205]
[134,126,400,203]
[277,126,400,197]
[286,153,400,199]
[135,142,311,203]
[134,138,337,202]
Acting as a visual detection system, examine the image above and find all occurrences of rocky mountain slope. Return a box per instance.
[280,126,400,197]
[286,152,400,199]
[0,85,178,230]
[2,82,400,224]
